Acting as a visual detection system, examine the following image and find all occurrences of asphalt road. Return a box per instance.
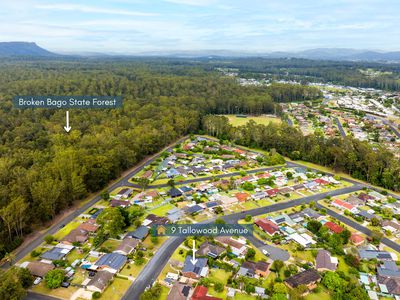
[25,292,59,300]
[3,136,188,270]
[122,184,363,299]
[246,234,290,262]
[335,117,347,137]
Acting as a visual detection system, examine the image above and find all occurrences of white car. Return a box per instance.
[262,249,270,256]
[33,277,42,285]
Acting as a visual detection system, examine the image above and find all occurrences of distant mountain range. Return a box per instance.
[0,42,57,57]
[1,42,400,62]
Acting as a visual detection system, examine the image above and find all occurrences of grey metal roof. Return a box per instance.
[186,205,203,214]
[41,247,68,261]
[95,253,127,270]
[182,256,207,275]
[126,226,149,240]
[359,249,392,260]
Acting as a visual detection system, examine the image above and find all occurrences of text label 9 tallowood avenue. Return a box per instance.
[13,96,123,109]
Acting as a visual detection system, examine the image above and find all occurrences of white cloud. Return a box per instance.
[36,3,159,17]
[163,0,215,7]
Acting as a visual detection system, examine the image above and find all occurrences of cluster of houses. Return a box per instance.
[358,247,400,299]
[20,211,172,296]
[151,137,264,181]
[330,191,400,238]
[282,94,400,157]
[254,207,366,249]
[163,236,274,299]
[282,103,339,137]
[164,167,340,220]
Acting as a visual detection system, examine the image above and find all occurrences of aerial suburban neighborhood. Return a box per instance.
[1,2,400,300]
[10,136,400,300]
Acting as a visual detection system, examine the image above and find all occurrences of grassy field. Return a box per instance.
[148,203,176,216]
[100,277,132,300]
[224,115,282,127]
[209,268,231,285]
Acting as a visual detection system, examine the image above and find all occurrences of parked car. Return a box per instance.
[33,277,42,285]
[262,249,270,256]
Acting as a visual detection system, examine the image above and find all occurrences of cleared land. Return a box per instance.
[224,115,282,127]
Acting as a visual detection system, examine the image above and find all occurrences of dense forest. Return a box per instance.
[0,58,320,260]
[203,116,400,191]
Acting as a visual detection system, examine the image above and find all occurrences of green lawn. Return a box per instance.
[148,203,176,216]
[305,288,331,300]
[100,239,122,252]
[225,115,282,127]
[32,282,79,299]
[66,248,86,264]
[120,261,146,278]
[53,221,81,240]
[100,277,132,300]
[209,268,232,285]
[234,293,258,300]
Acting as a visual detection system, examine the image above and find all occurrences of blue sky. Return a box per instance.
[0,0,399,53]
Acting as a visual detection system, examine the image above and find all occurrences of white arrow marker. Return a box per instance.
[64,111,71,132]
[190,240,198,265]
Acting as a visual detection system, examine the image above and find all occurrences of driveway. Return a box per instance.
[246,234,290,262]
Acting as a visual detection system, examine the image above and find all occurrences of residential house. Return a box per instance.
[357,209,379,221]
[167,283,191,300]
[213,194,237,208]
[358,249,394,261]
[86,270,114,293]
[167,207,184,223]
[61,228,89,245]
[185,204,204,214]
[316,250,338,271]
[382,220,400,232]
[110,199,131,208]
[41,244,74,261]
[255,218,280,236]
[191,285,222,300]
[346,195,365,206]
[182,256,208,279]
[235,192,250,202]
[26,261,54,278]
[141,170,153,179]
[237,260,270,278]
[143,214,170,227]
[266,188,279,197]
[114,238,139,255]
[215,237,247,257]
[288,233,316,248]
[350,233,365,246]
[285,269,321,292]
[197,242,225,258]
[358,193,375,202]
[116,188,133,199]
[169,187,183,198]
[94,253,127,273]
[125,226,149,240]
[332,199,358,213]
[324,222,345,234]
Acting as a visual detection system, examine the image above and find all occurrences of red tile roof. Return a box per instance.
[350,233,365,245]
[266,188,279,196]
[324,222,344,234]
[235,192,250,202]
[332,199,355,211]
[191,286,222,300]
[314,178,329,185]
[255,219,280,235]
